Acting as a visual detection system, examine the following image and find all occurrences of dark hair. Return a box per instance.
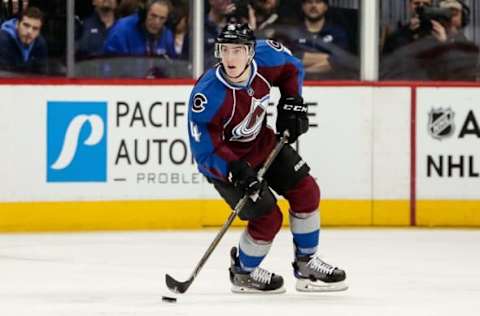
[169,1,189,29]
[302,0,329,4]
[227,0,250,23]
[457,0,471,27]
[138,0,172,22]
[19,6,44,24]
[117,0,142,17]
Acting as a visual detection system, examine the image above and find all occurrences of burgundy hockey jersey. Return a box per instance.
[188,40,304,181]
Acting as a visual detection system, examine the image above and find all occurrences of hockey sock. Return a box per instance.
[238,230,272,272]
[289,210,320,257]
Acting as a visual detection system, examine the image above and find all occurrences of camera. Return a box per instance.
[416,6,453,34]
[226,0,251,23]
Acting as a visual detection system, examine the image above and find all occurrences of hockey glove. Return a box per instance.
[276,95,309,143]
[229,160,261,196]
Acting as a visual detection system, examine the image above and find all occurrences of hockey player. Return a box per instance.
[187,22,347,293]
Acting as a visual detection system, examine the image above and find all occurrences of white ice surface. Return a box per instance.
[1,228,479,316]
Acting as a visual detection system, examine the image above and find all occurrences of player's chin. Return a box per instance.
[226,70,240,78]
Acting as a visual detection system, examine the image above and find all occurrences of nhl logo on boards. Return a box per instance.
[428,107,455,140]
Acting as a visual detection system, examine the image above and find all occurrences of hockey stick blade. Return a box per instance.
[165,274,192,294]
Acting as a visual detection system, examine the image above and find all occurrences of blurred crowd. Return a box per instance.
[0,0,478,81]
[381,0,479,81]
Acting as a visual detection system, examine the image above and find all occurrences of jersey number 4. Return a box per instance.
[190,121,202,142]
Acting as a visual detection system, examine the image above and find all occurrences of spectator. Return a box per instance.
[170,1,189,60]
[10,0,29,16]
[204,0,266,67]
[381,0,479,81]
[117,0,144,17]
[270,0,354,79]
[0,6,47,74]
[1,1,29,26]
[104,0,175,58]
[252,0,280,38]
[224,0,256,27]
[204,0,236,67]
[30,0,67,75]
[382,0,433,55]
[76,0,117,60]
[439,0,469,36]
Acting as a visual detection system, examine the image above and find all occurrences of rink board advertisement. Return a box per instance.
[0,86,209,201]
[416,87,480,226]
[0,85,392,203]
[1,83,479,230]
[0,84,411,230]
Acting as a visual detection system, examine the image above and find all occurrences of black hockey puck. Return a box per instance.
[162,296,177,303]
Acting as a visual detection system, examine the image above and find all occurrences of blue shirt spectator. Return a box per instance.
[103,0,175,58]
[0,7,48,74]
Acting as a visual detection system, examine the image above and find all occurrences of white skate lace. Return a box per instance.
[308,257,335,275]
[250,267,272,284]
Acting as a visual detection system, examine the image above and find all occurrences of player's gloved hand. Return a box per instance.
[229,160,261,196]
[276,95,309,143]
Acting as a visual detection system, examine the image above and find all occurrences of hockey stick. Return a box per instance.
[165,131,290,294]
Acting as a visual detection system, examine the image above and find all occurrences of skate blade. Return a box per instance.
[295,279,349,292]
[231,285,286,294]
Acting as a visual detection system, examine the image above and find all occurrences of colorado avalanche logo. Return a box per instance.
[230,95,269,142]
[428,107,455,140]
[192,93,207,113]
[266,40,292,55]
[266,40,283,51]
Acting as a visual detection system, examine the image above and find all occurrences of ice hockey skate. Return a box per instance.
[293,254,348,292]
[229,247,286,294]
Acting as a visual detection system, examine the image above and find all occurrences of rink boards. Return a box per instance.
[0,82,479,231]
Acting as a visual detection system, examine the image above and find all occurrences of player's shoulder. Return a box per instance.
[191,68,226,99]
[254,39,294,67]
[193,67,217,86]
[189,67,228,117]
[256,39,292,54]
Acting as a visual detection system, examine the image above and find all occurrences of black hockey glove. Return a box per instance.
[276,95,309,144]
[229,160,261,196]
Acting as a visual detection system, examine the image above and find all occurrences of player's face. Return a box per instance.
[16,16,42,46]
[145,3,169,36]
[219,43,250,81]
